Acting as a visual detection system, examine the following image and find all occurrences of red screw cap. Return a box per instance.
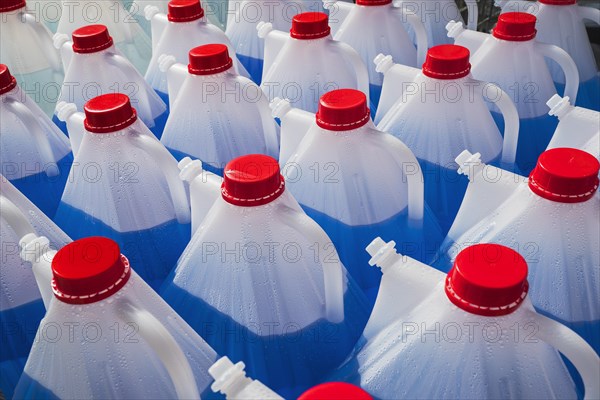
[51,237,131,305]
[445,244,529,317]
[84,93,138,134]
[298,383,373,400]
[316,89,371,131]
[168,0,204,22]
[355,0,391,5]
[493,12,537,42]
[0,0,25,12]
[290,12,331,40]
[529,148,599,203]
[422,45,471,80]
[538,0,576,5]
[0,64,17,95]
[72,24,114,54]
[222,154,285,207]
[188,44,233,75]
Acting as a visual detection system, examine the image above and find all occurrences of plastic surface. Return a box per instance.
[222,155,285,206]
[422,44,470,79]
[188,44,233,75]
[209,356,284,399]
[71,24,114,53]
[298,382,372,399]
[492,11,537,41]
[168,0,204,21]
[290,12,331,39]
[83,93,138,133]
[315,89,370,131]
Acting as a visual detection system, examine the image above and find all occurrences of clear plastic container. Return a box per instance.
[332,240,600,399]
[259,12,370,113]
[144,0,249,103]
[375,44,519,233]
[15,236,217,399]
[159,44,279,175]
[0,0,64,116]
[435,148,600,355]
[273,89,442,302]
[0,177,71,398]
[0,64,72,218]
[546,95,599,161]
[54,0,152,74]
[325,0,428,111]
[53,24,168,138]
[161,154,370,399]
[54,93,190,290]
[447,12,580,173]
[496,0,600,111]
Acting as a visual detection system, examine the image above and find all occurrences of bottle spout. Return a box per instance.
[547,94,574,120]
[455,150,485,182]
[209,356,284,399]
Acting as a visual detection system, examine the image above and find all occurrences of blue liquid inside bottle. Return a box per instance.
[369,84,382,118]
[237,54,264,85]
[556,76,600,112]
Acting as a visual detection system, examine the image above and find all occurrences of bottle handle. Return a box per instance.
[322,0,353,37]
[334,41,371,106]
[145,6,168,53]
[55,102,86,156]
[130,133,191,224]
[397,7,428,66]
[23,12,62,74]
[53,33,74,72]
[482,83,519,167]
[538,43,580,104]
[118,300,200,400]
[19,234,56,310]
[579,6,600,26]
[270,98,315,165]
[4,99,60,177]
[525,309,600,400]
[257,23,289,84]
[0,195,35,240]
[464,0,479,30]
[158,56,188,111]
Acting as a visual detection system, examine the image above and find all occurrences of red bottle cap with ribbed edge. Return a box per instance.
[528,148,599,203]
[538,0,576,5]
[445,244,529,317]
[290,12,331,40]
[222,154,285,207]
[51,237,131,305]
[493,12,537,42]
[188,44,233,75]
[356,0,392,5]
[316,89,371,131]
[0,64,17,95]
[0,0,25,12]
[168,0,204,22]
[72,25,114,54]
[422,45,471,80]
[84,93,138,134]
[298,383,373,400]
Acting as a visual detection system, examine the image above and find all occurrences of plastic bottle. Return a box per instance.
[53,24,168,138]
[259,12,370,113]
[0,64,72,217]
[209,356,285,399]
[0,177,71,398]
[14,236,217,399]
[0,0,64,116]
[159,44,279,174]
[161,154,370,398]
[447,12,580,173]
[496,0,600,110]
[546,95,599,161]
[323,0,428,111]
[130,0,224,35]
[375,44,520,233]
[332,240,600,399]
[273,89,443,302]
[54,93,190,290]
[435,148,599,355]
[144,0,249,106]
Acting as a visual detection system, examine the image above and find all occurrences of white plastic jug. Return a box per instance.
[0,177,70,398]
[144,0,249,104]
[546,96,599,161]
[398,0,479,47]
[496,0,600,111]
[53,24,168,138]
[332,240,600,399]
[273,89,442,302]
[0,0,63,116]
[225,0,322,83]
[161,154,370,399]
[54,93,190,290]
[209,356,285,399]
[375,44,519,233]
[323,0,428,110]
[14,236,217,399]
[435,148,600,354]
[159,44,279,174]
[131,0,224,35]
[259,12,370,113]
[0,64,72,218]
[55,0,152,74]
[447,12,580,173]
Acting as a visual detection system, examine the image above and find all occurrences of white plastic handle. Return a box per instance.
[270,98,315,165]
[209,356,284,400]
[482,83,519,166]
[398,8,428,66]
[53,33,73,71]
[55,102,85,156]
[538,43,580,105]
[19,234,55,310]
[130,133,191,224]
[118,300,200,400]
[579,6,600,26]
[24,12,62,73]
[159,57,188,110]
[146,6,168,53]
[525,309,600,400]
[334,41,371,105]
[258,23,289,83]
[464,0,479,30]
[323,0,353,37]
[0,195,35,240]
[4,99,60,177]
